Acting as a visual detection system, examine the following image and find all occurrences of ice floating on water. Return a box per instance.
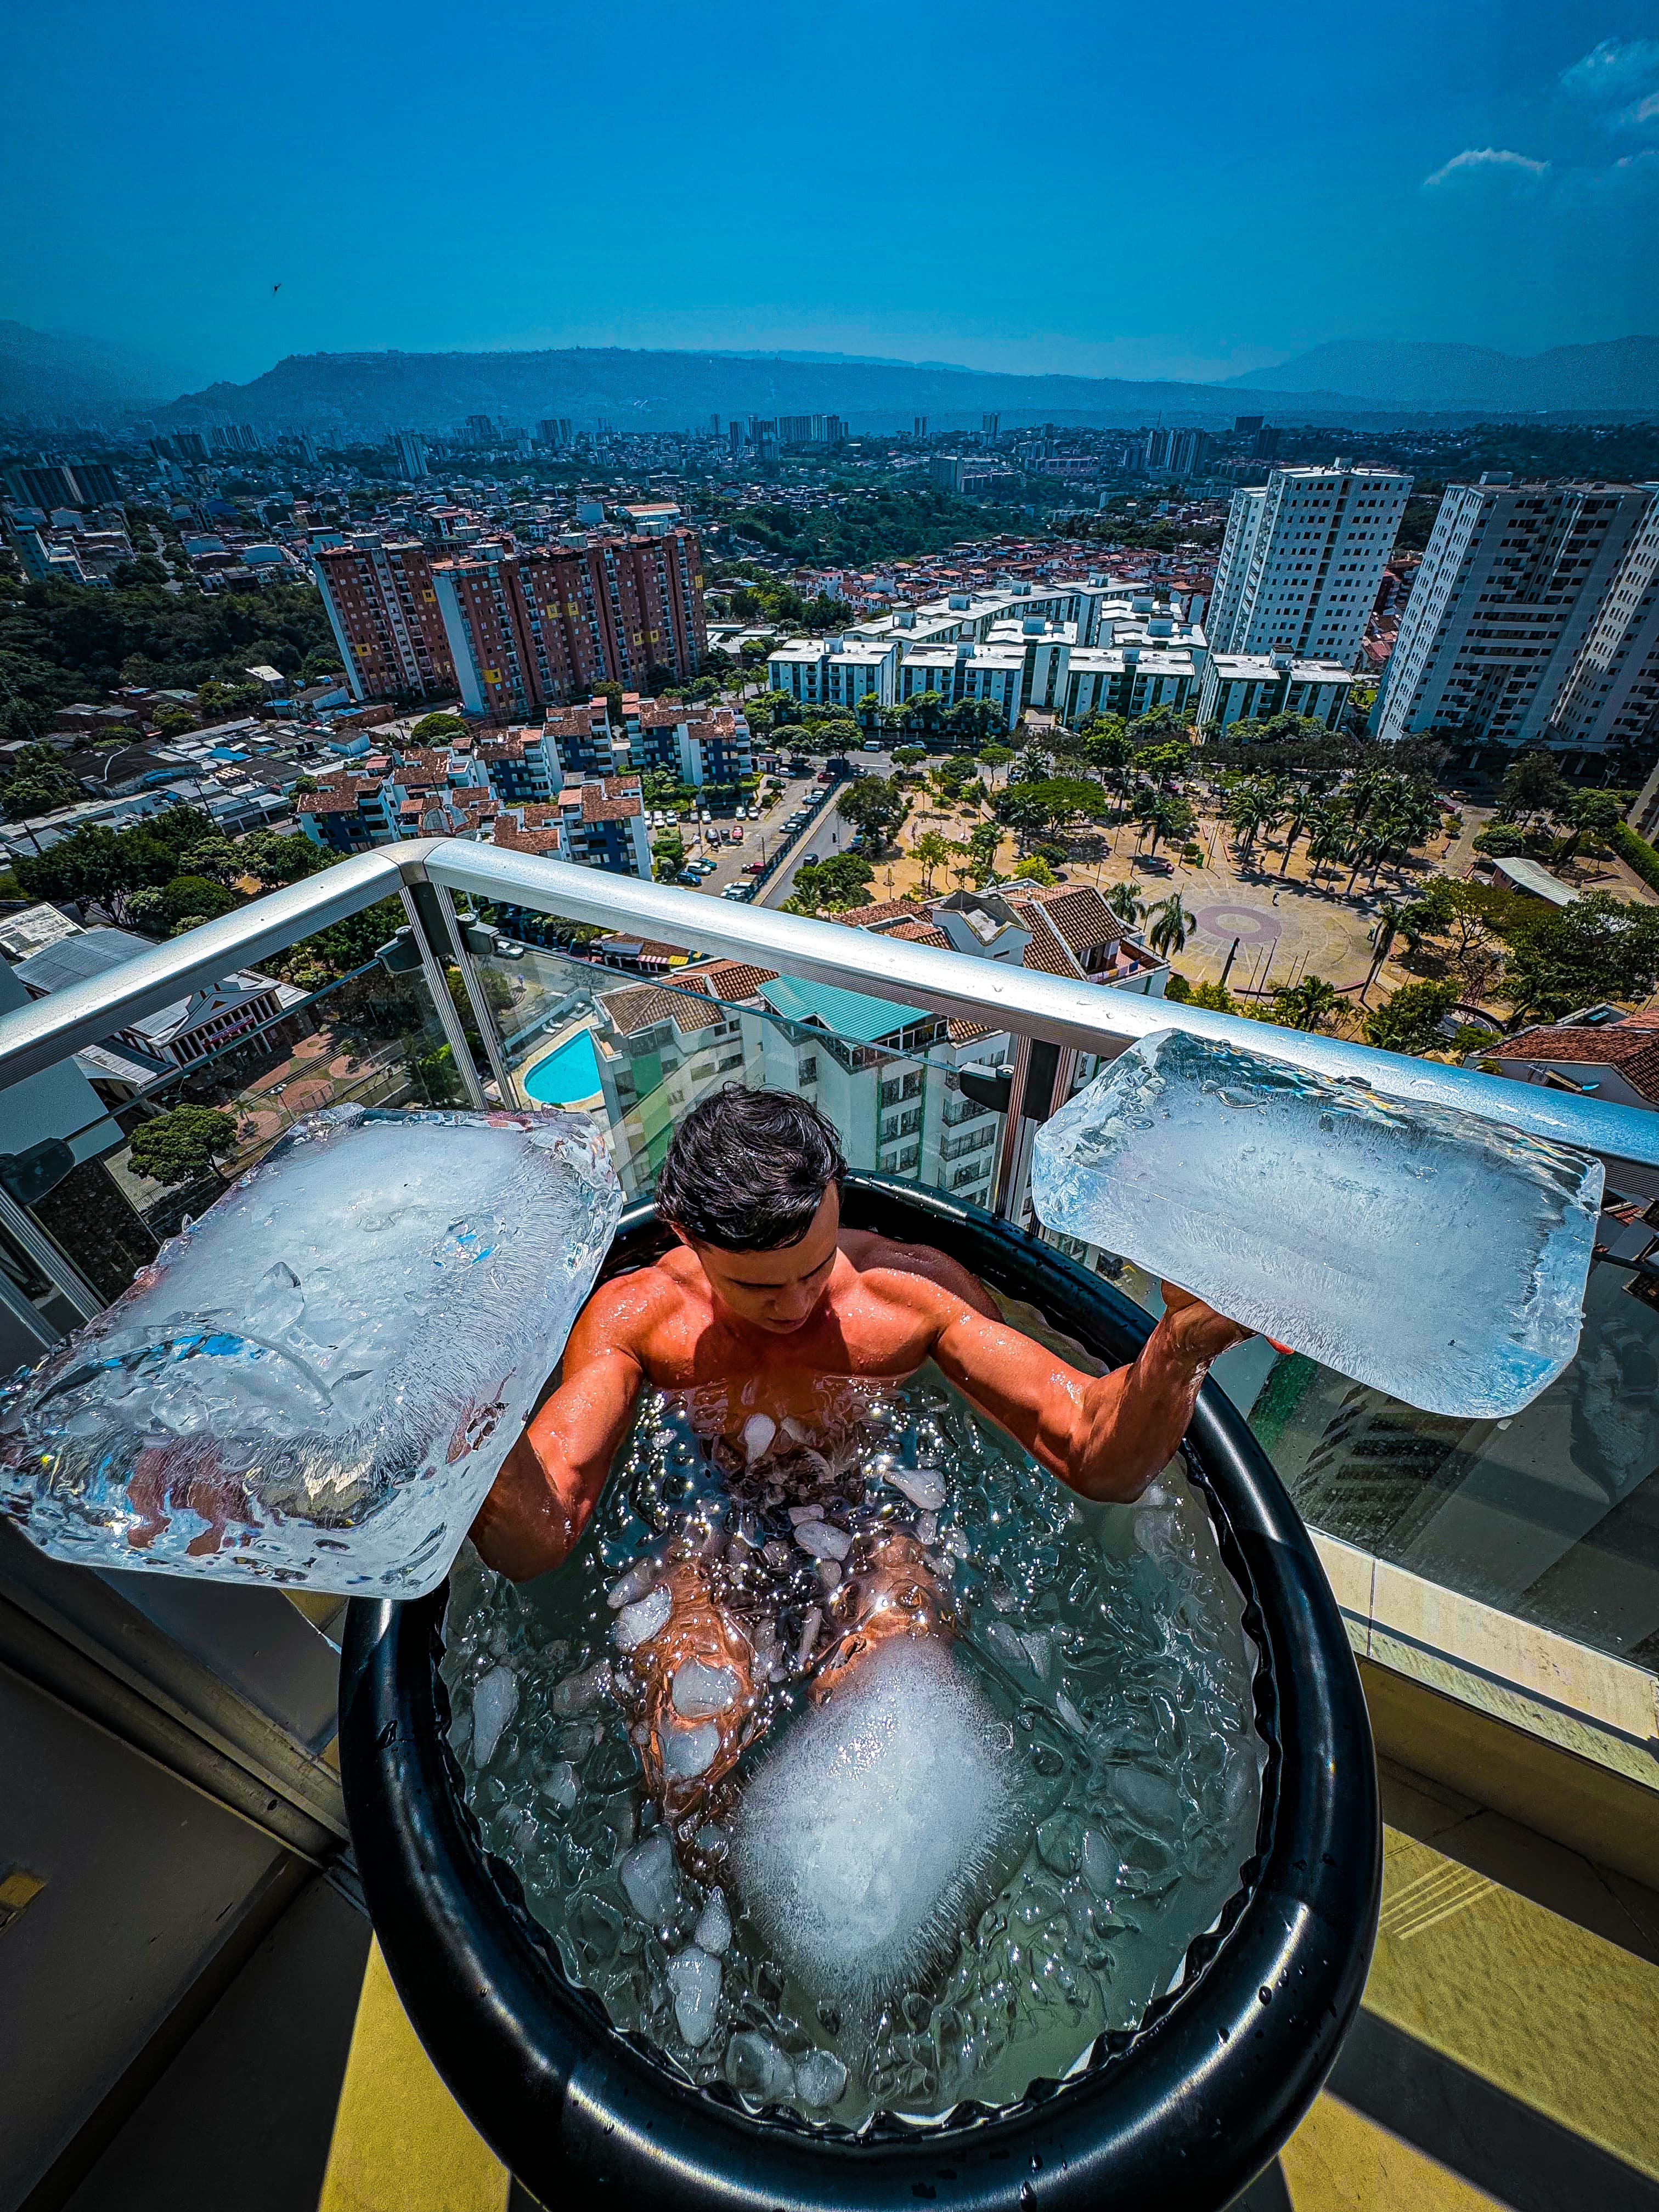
[1031,1029,1602,1419]
[661,1718,721,1779]
[726,2030,798,2105]
[693,1887,732,1956]
[620,1832,679,1925]
[0,1108,620,1593]
[793,1519,852,1561]
[613,1588,672,1650]
[794,2049,849,2109]
[885,1465,947,1511]
[665,1945,722,2046]
[671,1658,739,1718]
[472,1664,517,1766]
[730,1638,1025,2013]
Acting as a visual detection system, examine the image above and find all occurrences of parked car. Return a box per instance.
[743,859,766,874]
[721,882,750,900]
[676,868,701,886]
[727,827,744,844]
[862,739,883,753]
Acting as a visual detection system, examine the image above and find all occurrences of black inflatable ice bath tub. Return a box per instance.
[340,1176,1380,2211]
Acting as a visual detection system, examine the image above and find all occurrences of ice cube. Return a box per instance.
[725,2031,797,2104]
[1031,1029,1601,1419]
[665,1945,721,2046]
[661,1719,721,1780]
[793,2049,848,2109]
[729,1638,1026,2013]
[886,1466,947,1511]
[0,1108,621,1593]
[614,1588,672,1650]
[472,1664,517,1765]
[671,1659,740,1718]
[793,1520,852,1562]
[607,1560,658,1609]
[545,1758,579,1813]
[620,1832,679,1925]
[693,1887,732,1955]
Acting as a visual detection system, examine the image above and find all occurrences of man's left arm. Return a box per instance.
[928,1282,1251,1504]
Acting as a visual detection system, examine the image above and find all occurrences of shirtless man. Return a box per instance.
[472,1088,1249,1837]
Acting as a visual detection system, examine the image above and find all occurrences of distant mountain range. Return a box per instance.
[0,321,200,424]
[1227,336,1659,413]
[2,323,1656,434]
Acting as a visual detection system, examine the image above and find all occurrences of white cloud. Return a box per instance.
[1613,89,1659,130]
[1421,147,1551,189]
[1560,37,1659,102]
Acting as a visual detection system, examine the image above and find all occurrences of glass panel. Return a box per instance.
[458,917,1009,1214]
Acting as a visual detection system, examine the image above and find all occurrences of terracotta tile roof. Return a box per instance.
[545,707,596,739]
[946,1018,995,1044]
[296,778,381,816]
[887,919,953,949]
[834,898,932,932]
[1017,882,1127,955]
[1499,1018,1659,1104]
[601,983,725,1036]
[580,780,645,823]
[518,803,561,827]
[492,823,563,857]
[1004,897,1087,980]
[636,701,688,729]
[680,958,778,1002]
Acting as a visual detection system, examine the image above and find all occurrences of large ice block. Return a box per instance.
[0,1107,621,1594]
[1030,1030,1601,1419]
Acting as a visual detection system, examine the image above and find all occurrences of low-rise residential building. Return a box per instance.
[1480,1007,1659,1112]
[1198,652,1354,732]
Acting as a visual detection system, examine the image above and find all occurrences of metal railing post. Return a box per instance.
[398,883,487,1113]
[430,886,515,1105]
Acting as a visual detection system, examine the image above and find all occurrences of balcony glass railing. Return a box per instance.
[3,837,1657,1792]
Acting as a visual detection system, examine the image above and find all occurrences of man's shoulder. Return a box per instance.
[840,1231,999,1320]
[575,1253,704,1350]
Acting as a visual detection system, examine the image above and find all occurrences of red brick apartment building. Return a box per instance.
[314,528,707,721]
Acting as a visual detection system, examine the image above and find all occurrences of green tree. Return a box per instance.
[1137,790,1197,857]
[128,1105,240,1187]
[838,774,910,850]
[783,851,876,915]
[1,743,82,822]
[409,712,470,744]
[1364,980,1460,1056]
[173,834,244,885]
[1105,880,1147,928]
[1502,892,1659,1023]
[1147,893,1194,958]
[911,828,951,892]
[1012,855,1058,886]
[14,821,178,923]
[1267,974,1341,1032]
[1558,788,1624,860]
[239,831,321,888]
[1497,749,1568,823]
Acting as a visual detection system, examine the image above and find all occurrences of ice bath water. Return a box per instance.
[441,1359,1265,2129]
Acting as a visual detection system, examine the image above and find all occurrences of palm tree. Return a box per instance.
[1278,790,1314,875]
[1106,880,1147,929]
[1272,974,1341,1032]
[1147,893,1194,960]
[1363,898,1402,1002]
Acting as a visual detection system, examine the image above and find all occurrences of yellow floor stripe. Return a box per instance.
[1280,2091,1508,2210]
[318,1938,509,2212]
[1367,1829,1659,2180]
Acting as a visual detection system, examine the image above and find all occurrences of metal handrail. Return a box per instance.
[5,836,1659,1172]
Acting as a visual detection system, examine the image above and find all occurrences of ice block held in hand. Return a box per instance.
[1031,1030,1601,1419]
[0,1106,622,1594]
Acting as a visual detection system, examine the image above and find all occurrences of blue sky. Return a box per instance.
[8,0,1658,388]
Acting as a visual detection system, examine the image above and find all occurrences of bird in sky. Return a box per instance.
[273,282,282,294]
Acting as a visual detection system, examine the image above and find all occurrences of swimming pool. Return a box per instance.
[521,1029,602,1105]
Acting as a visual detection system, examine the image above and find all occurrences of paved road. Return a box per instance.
[665,749,893,912]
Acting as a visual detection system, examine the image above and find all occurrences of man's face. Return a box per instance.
[681,1183,840,1335]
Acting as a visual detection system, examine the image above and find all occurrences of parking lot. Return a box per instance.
[654,750,890,905]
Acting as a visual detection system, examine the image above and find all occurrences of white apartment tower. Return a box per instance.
[1370,477,1655,751]
[1208,464,1412,666]
[1545,490,1659,761]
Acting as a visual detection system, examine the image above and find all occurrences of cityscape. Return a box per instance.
[4,0,1659,2207]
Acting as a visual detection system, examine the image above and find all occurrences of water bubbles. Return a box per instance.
[440,1367,1262,2132]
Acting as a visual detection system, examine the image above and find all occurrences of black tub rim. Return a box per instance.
[340,1176,1380,2212]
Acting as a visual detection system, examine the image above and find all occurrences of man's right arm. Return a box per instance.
[468,1277,656,1582]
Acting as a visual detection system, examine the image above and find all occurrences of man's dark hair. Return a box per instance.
[656,1087,845,1251]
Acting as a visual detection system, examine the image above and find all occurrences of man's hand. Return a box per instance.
[1158,1282,1255,1364]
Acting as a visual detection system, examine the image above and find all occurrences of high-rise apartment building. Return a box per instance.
[432,529,707,719]
[1208,464,1412,665]
[536,417,572,450]
[1547,493,1659,761]
[1370,477,1654,751]
[312,537,459,702]
[394,432,428,480]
